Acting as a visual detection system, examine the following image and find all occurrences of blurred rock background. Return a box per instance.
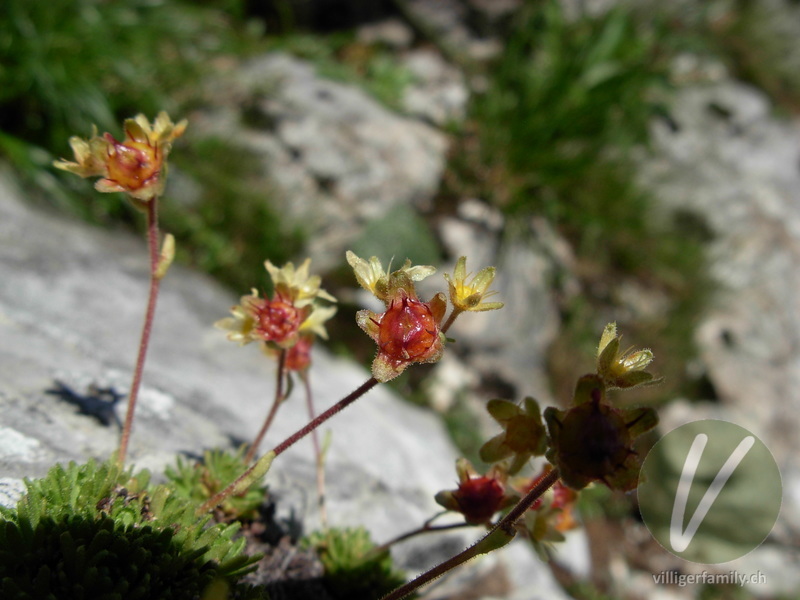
[1,0,799,598]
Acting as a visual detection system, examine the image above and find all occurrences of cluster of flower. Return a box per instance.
[54,112,661,596]
[215,259,337,372]
[55,111,186,207]
[434,323,659,556]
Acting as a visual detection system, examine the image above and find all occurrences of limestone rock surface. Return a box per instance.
[0,169,571,599]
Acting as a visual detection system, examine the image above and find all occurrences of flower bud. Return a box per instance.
[545,377,658,491]
[356,289,446,382]
[54,112,187,203]
[435,459,513,525]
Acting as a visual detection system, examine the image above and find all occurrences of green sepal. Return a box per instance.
[434,490,459,513]
[573,374,605,405]
[474,526,515,555]
[486,399,519,421]
[621,406,658,437]
[479,434,512,464]
[507,452,533,476]
[596,336,620,378]
[613,370,661,389]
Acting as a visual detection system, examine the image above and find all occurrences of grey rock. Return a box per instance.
[635,79,800,595]
[0,169,570,599]
[403,0,503,61]
[357,18,415,49]
[434,200,562,404]
[194,53,448,271]
[402,49,469,126]
[467,0,521,25]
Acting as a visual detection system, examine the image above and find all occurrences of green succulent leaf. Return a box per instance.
[304,527,408,599]
[479,433,513,464]
[622,406,659,437]
[486,398,519,421]
[0,458,262,599]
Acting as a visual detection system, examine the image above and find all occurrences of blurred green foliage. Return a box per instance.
[0,0,307,289]
[696,582,752,600]
[447,0,711,399]
[266,32,416,111]
[470,0,667,217]
[166,137,305,291]
[441,394,487,466]
[0,0,255,156]
[711,0,800,114]
[350,204,442,268]
[564,581,623,600]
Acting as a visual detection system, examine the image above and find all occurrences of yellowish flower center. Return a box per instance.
[105,138,161,192]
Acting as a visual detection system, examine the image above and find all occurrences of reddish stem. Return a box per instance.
[198,376,379,515]
[440,307,463,336]
[117,198,161,466]
[245,350,287,464]
[380,468,561,600]
[273,376,378,457]
[302,370,328,527]
[374,520,473,556]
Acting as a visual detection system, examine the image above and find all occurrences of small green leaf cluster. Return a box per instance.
[0,458,262,599]
[165,448,267,521]
[303,527,408,600]
[479,397,548,475]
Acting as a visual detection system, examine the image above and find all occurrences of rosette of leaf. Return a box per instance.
[165,448,267,521]
[0,459,261,599]
[435,458,517,525]
[348,252,447,382]
[596,322,661,389]
[544,375,658,491]
[53,111,187,208]
[216,258,337,350]
[479,397,548,474]
[303,527,407,599]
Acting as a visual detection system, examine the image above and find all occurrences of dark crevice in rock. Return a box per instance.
[242,102,279,132]
[720,328,736,348]
[242,501,332,599]
[706,100,735,121]
[672,209,715,243]
[476,372,517,401]
[247,0,398,34]
[689,371,721,403]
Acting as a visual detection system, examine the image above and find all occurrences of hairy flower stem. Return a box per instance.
[273,376,378,457]
[245,350,287,464]
[441,308,463,336]
[373,516,472,556]
[197,450,276,516]
[117,198,161,466]
[302,371,329,527]
[381,468,561,600]
[197,377,379,515]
